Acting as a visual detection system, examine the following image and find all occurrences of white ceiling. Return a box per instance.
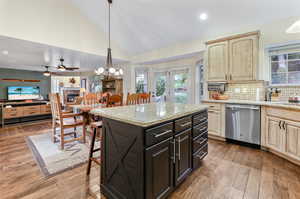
[0,36,126,72]
[70,0,300,56]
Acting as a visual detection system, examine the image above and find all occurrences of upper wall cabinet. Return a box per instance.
[207,41,228,82]
[206,31,259,82]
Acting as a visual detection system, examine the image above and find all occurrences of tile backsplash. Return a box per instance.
[269,86,300,101]
[223,82,266,101]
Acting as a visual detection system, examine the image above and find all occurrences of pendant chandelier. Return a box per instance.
[95,0,123,78]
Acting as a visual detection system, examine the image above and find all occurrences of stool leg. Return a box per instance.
[87,127,97,175]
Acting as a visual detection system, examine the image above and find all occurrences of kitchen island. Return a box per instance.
[91,103,208,199]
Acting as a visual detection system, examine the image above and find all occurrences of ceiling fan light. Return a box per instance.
[115,71,120,76]
[109,67,116,74]
[43,71,51,77]
[58,66,66,71]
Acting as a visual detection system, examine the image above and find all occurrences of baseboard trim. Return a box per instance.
[268,149,300,166]
[208,134,226,142]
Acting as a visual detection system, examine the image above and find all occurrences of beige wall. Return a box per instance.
[0,0,127,59]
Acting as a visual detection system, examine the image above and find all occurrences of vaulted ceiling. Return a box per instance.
[70,0,300,56]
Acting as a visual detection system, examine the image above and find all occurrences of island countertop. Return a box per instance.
[90,102,208,127]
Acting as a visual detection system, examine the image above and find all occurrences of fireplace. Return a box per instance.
[63,89,80,105]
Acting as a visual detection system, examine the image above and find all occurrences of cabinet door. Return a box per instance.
[228,35,258,81]
[285,121,300,160]
[174,129,192,186]
[207,41,229,82]
[207,110,221,136]
[146,138,174,199]
[266,117,283,152]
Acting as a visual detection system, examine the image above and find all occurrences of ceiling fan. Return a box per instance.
[43,57,80,72]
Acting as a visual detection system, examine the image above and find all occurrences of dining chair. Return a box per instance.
[126,93,140,105]
[49,93,86,150]
[83,93,101,105]
[139,92,151,104]
[106,93,124,107]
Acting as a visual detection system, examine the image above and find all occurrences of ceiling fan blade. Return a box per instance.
[65,67,80,70]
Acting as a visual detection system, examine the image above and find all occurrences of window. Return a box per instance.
[271,52,300,85]
[135,69,148,93]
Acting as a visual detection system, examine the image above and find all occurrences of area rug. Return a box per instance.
[26,130,99,177]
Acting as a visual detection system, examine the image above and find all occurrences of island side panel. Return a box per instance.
[101,117,144,199]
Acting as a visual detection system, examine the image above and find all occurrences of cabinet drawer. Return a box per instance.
[3,107,23,119]
[41,105,51,114]
[23,106,41,116]
[175,116,192,133]
[193,132,208,153]
[145,122,173,147]
[193,143,208,169]
[193,111,207,126]
[203,103,221,111]
[193,123,208,138]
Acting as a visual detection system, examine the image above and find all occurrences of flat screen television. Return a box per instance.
[7,86,40,100]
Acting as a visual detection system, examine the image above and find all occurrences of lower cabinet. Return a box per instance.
[174,129,192,186]
[285,121,300,160]
[266,116,283,153]
[208,109,221,136]
[266,115,300,161]
[145,138,174,199]
[145,111,208,199]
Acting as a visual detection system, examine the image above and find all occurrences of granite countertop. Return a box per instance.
[202,99,300,110]
[90,102,208,127]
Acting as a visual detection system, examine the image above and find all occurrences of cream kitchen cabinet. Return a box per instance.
[265,116,284,153]
[208,109,221,136]
[206,31,259,82]
[203,102,225,140]
[228,35,258,81]
[284,121,300,160]
[206,41,228,82]
[264,107,300,163]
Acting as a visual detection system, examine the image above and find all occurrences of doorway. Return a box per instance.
[153,69,190,103]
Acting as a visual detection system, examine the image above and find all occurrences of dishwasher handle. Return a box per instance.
[226,105,260,110]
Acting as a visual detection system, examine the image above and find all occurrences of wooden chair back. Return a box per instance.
[139,92,151,104]
[106,93,123,107]
[83,93,100,105]
[126,93,140,105]
[74,96,83,105]
[49,93,63,122]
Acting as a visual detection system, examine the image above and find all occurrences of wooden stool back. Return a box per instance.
[106,93,123,107]
[126,93,140,105]
[139,92,151,104]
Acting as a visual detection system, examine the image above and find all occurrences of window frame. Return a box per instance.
[270,51,300,86]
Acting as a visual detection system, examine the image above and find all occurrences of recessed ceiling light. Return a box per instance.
[2,50,8,55]
[199,13,208,21]
[286,20,300,34]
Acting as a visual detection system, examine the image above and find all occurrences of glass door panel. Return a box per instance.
[154,72,168,102]
[170,70,189,104]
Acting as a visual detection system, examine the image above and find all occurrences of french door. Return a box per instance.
[154,69,190,103]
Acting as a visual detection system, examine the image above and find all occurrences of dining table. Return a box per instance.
[69,104,106,127]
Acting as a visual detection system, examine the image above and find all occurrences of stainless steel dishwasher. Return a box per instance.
[225,104,261,146]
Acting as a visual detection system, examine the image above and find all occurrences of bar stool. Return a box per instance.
[86,121,102,175]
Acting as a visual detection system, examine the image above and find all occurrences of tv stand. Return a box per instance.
[0,100,51,128]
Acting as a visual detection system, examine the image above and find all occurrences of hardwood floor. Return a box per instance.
[1,121,300,199]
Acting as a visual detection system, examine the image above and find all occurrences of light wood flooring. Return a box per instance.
[1,121,300,199]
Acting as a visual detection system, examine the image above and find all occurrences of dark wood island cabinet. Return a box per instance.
[91,103,208,199]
